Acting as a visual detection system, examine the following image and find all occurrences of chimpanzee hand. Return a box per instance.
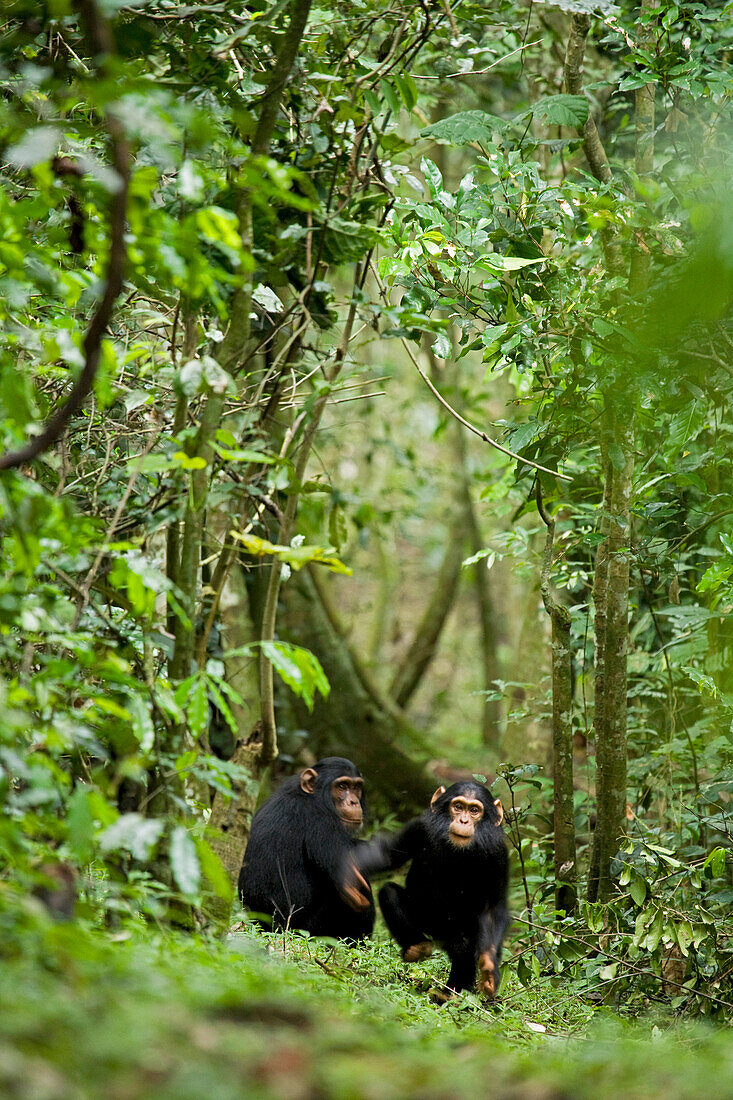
[340,862,372,912]
[477,949,498,999]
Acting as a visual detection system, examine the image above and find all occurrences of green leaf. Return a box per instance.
[703,846,726,876]
[479,255,545,273]
[100,814,165,860]
[433,331,452,359]
[394,72,418,111]
[629,875,648,906]
[252,284,282,312]
[421,158,444,200]
[136,454,178,474]
[231,533,352,574]
[128,696,155,754]
[175,750,198,776]
[422,111,504,145]
[173,451,208,471]
[676,920,694,957]
[645,911,664,952]
[526,94,589,128]
[66,788,95,864]
[607,442,627,471]
[195,837,234,903]
[259,641,330,711]
[207,678,238,735]
[7,125,61,167]
[187,676,209,738]
[212,444,276,464]
[175,356,232,398]
[170,826,201,897]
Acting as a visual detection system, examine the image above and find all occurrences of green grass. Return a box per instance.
[2,909,733,1099]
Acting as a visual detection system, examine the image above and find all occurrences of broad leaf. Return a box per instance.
[170,826,201,897]
[526,94,589,128]
[259,641,330,710]
[100,814,165,861]
[422,111,505,145]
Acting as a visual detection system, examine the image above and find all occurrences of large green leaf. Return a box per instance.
[170,826,201,897]
[525,94,589,128]
[259,641,330,711]
[99,815,165,861]
[421,111,505,145]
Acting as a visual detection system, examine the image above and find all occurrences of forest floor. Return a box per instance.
[2,914,733,1099]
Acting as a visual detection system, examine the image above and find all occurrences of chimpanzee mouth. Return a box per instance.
[448,831,473,847]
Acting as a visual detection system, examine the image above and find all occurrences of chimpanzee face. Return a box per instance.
[330,775,364,830]
[430,784,504,848]
[300,767,365,831]
[445,795,484,847]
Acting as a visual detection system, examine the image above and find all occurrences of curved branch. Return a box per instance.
[0,0,130,472]
[368,260,571,482]
[402,336,572,482]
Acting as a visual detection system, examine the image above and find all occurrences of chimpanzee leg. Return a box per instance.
[446,946,477,994]
[476,904,510,999]
[379,883,433,961]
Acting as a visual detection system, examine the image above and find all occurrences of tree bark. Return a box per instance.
[537,487,576,914]
[587,409,633,901]
[629,0,657,295]
[190,0,316,920]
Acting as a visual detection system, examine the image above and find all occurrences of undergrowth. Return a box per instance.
[3,899,733,1099]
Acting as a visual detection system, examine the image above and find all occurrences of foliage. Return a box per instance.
[5,909,733,1099]
[0,0,733,1066]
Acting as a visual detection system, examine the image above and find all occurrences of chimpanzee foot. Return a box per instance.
[403,940,433,963]
[477,951,497,999]
[429,986,455,1005]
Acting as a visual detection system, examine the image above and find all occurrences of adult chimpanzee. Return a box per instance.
[238,757,374,941]
[356,781,509,999]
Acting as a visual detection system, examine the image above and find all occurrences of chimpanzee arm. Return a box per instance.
[295,820,369,913]
[476,900,511,999]
[355,818,426,878]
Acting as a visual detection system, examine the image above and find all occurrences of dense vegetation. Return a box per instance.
[1,0,732,1093]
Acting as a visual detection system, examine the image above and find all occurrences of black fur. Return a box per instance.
[239,757,375,940]
[359,781,509,995]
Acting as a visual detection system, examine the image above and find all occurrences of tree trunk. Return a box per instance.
[454,410,502,749]
[587,408,633,901]
[388,532,465,709]
[208,733,266,924]
[537,489,576,914]
[282,568,437,812]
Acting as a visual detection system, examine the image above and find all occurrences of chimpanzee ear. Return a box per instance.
[430,786,447,812]
[300,768,318,794]
[493,798,504,825]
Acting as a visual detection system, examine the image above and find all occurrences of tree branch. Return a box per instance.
[562,13,624,278]
[0,0,130,472]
